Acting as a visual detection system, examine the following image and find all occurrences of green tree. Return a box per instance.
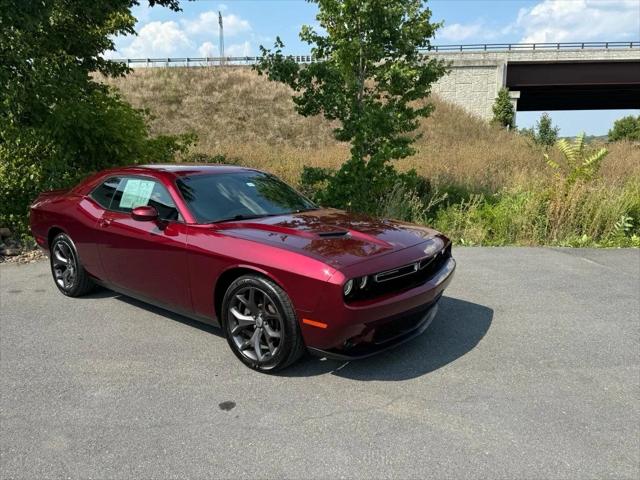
[492,88,515,130]
[0,0,192,237]
[534,112,559,147]
[0,1,180,130]
[255,0,447,212]
[608,115,640,142]
[523,112,559,148]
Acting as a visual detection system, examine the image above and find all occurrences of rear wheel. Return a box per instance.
[49,233,94,297]
[222,274,305,372]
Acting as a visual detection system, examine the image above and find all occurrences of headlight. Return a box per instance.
[344,276,368,298]
[423,237,445,258]
[343,279,354,296]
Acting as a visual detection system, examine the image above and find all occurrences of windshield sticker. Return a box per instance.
[245,182,256,187]
[119,179,155,209]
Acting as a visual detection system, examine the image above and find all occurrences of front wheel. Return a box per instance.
[49,233,94,297]
[222,275,305,372]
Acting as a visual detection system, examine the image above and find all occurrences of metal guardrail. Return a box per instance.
[427,41,639,52]
[110,55,314,67]
[109,41,640,68]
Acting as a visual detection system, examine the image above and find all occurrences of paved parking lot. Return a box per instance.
[1,247,639,479]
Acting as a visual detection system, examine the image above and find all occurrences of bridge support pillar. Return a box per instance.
[508,90,521,126]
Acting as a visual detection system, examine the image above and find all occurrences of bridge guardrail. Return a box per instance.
[427,41,639,52]
[108,41,640,68]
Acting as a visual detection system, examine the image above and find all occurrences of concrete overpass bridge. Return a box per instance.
[112,41,640,121]
[428,42,640,120]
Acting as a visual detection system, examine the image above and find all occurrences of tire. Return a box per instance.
[49,233,94,297]
[221,274,305,372]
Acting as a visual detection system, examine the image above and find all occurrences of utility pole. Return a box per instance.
[218,11,225,66]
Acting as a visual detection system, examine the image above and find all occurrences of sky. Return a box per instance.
[109,0,640,136]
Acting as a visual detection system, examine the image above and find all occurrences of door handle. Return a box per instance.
[98,218,112,228]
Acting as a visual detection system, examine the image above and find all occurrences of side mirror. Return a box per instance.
[131,205,158,222]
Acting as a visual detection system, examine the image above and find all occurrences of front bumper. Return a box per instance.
[308,300,440,360]
[301,256,455,357]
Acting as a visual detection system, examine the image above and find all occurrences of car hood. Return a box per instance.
[212,208,442,268]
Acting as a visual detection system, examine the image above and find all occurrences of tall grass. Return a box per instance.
[103,67,640,247]
[428,179,640,246]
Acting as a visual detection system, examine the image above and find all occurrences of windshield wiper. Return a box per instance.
[212,208,318,224]
[212,213,279,224]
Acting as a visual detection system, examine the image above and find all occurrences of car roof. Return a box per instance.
[75,164,262,195]
[85,164,259,182]
[137,164,257,176]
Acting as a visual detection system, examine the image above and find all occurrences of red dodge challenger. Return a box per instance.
[30,164,456,371]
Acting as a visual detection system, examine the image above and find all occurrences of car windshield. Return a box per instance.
[176,171,318,224]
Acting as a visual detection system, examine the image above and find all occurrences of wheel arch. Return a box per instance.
[47,226,67,248]
[213,265,287,324]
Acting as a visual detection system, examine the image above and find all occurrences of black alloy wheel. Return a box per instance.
[222,274,305,372]
[49,233,94,297]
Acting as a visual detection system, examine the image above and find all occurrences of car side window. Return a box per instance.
[90,177,121,209]
[111,177,182,222]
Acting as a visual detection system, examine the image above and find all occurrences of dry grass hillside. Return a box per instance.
[103,67,639,190]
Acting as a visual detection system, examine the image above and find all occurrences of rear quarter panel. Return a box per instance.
[30,192,105,280]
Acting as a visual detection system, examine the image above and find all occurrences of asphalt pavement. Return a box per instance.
[1,247,639,479]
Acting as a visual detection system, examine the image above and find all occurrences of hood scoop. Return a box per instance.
[317,230,350,238]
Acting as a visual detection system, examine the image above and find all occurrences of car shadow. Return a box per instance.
[281,296,493,381]
[80,289,492,380]
[81,287,224,338]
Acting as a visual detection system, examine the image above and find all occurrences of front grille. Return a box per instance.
[374,262,418,282]
[346,242,451,302]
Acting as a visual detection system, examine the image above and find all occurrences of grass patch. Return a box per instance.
[428,179,640,247]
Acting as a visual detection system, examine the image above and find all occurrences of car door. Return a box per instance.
[73,176,124,281]
[96,175,192,313]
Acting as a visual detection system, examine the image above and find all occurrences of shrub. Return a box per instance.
[491,88,515,130]
[523,112,559,148]
[608,115,640,142]
[379,182,428,223]
[544,133,608,186]
[0,89,195,238]
[0,0,187,241]
[300,164,430,215]
[431,178,640,247]
[547,178,640,245]
[0,133,61,240]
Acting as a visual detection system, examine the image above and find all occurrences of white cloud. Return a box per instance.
[110,8,253,59]
[183,11,251,37]
[516,0,640,43]
[437,20,515,43]
[438,22,486,42]
[198,41,217,57]
[225,41,252,57]
[434,0,639,45]
[197,40,251,58]
[120,21,193,58]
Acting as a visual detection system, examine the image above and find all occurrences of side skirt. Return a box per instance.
[92,278,222,329]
